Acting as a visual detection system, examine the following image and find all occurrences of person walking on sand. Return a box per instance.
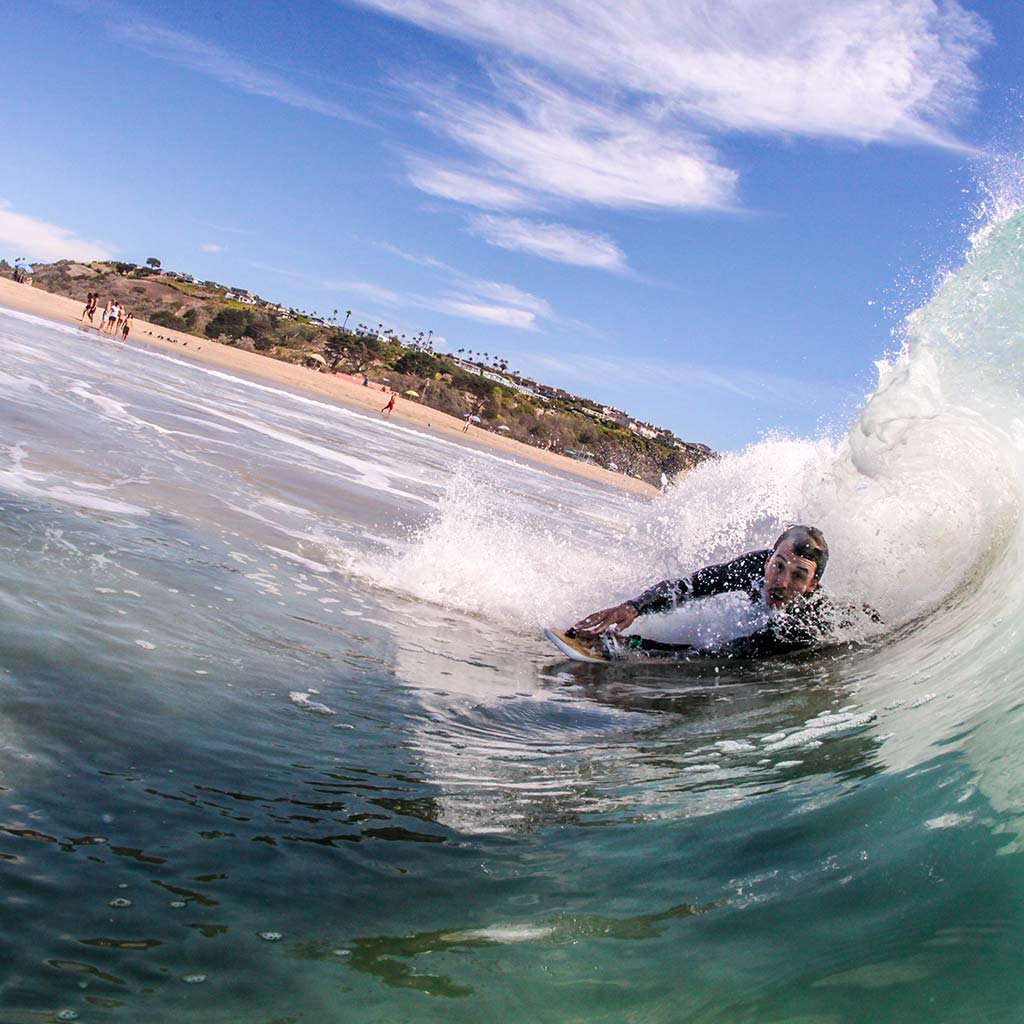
[81,293,96,323]
[462,413,472,433]
[120,313,133,342]
[381,392,397,419]
[113,303,125,336]
[99,300,112,333]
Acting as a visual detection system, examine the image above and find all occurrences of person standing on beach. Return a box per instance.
[99,300,112,333]
[381,392,397,419]
[113,304,125,336]
[120,313,133,342]
[81,293,96,323]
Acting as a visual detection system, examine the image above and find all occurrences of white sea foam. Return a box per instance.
[288,691,336,715]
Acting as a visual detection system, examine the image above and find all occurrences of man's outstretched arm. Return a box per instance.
[569,551,771,640]
[570,578,688,639]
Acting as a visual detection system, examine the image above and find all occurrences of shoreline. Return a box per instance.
[0,278,656,498]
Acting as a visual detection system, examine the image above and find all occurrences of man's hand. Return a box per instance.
[571,602,639,639]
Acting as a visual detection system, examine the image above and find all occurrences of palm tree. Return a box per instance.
[342,310,352,330]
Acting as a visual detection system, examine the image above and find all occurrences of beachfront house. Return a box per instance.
[628,420,660,440]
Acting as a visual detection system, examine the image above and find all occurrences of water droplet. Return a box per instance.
[182,973,207,984]
[170,901,187,909]
[109,897,133,908]
[258,931,283,942]
[57,1011,80,1022]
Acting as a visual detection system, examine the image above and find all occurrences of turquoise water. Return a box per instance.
[2,212,1024,1022]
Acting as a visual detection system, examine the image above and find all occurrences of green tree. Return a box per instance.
[146,257,161,270]
[204,307,249,340]
[392,351,445,377]
[324,330,381,372]
[150,310,187,331]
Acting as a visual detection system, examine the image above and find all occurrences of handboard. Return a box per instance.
[543,628,607,663]
[544,628,696,663]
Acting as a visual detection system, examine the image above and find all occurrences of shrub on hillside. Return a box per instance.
[150,310,188,331]
[204,308,249,340]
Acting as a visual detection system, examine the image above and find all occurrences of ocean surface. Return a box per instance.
[2,210,1024,1022]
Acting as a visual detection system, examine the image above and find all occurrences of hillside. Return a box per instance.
[4,259,715,484]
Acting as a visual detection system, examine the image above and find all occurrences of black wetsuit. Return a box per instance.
[623,549,848,659]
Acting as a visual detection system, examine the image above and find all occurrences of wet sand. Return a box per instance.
[0,278,656,497]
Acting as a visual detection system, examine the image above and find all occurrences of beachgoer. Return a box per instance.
[113,304,125,335]
[99,301,112,332]
[121,313,133,342]
[568,525,874,659]
[81,293,95,322]
[462,414,471,433]
[381,392,396,418]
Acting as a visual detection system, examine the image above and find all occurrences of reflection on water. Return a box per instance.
[296,900,717,999]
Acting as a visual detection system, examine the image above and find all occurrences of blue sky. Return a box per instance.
[2,0,1021,450]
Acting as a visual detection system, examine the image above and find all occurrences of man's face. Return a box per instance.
[763,539,820,609]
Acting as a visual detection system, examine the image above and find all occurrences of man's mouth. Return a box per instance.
[768,589,785,605]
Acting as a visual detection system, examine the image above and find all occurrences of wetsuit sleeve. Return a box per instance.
[628,550,770,616]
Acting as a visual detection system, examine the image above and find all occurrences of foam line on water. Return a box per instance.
[2,305,633,500]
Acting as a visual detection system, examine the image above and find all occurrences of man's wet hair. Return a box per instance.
[772,525,829,580]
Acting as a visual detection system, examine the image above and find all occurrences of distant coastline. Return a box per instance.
[0,276,661,498]
[0,258,714,488]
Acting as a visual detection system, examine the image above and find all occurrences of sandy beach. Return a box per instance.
[0,278,656,497]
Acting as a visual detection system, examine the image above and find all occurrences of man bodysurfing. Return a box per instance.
[554,525,870,661]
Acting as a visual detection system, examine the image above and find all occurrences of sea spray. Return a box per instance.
[377,209,1024,650]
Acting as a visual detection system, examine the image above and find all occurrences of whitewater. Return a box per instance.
[1,208,1023,1022]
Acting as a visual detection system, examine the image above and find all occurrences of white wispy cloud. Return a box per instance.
[54,0,367,125]
[321,279,405,306]
[412,68,737,212]
[358,0,989,145]
[469,214,627,270]
[424,299,536,328]
[200,243,226,253]
[530,351,807,402]
[406,158,531,209]
[0,201,112,262]
[352,0,990,224]
[260,254,550,330]
[370,242,554,328]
